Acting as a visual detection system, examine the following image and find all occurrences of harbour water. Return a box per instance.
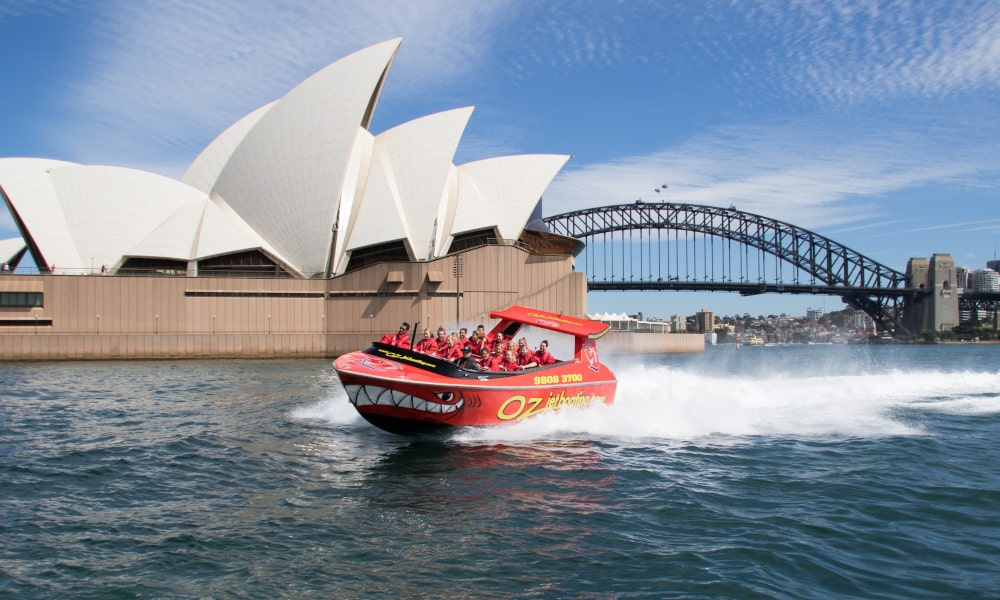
[2,344,998,598]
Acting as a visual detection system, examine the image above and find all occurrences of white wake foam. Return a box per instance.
[296,360,999,442]
[454,363,1000,443]
[290,391,362,426]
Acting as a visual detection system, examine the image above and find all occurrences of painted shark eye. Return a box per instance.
[436,392,454,402]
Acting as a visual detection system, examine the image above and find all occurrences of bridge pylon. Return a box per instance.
[903,254,960,334]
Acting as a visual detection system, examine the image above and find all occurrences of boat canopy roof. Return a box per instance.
[489,305,610,340]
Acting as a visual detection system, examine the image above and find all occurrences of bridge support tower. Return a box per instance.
[904,254,959,334]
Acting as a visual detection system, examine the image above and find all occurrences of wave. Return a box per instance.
[302,358,999,443]
[459,363,1000,443]
[290,395,362,426]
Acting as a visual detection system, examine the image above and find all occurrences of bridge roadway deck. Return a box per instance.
[587,280,921,297]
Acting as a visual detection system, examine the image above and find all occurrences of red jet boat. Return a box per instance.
[333,305,617,435]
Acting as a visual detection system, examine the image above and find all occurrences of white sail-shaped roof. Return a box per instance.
[123,194,280,266]
[0,39,572,278]
[0,237,25,265]
[452,154,570,241]
[346,107,473,262]
[180,102,276,195]
[341,131,408,256]
[0,158,79,271]
[434,165,461,258]
[194,194,288,265]
[203,38,401,276]
[121,198,205,261]
[48,165,209,271]
[330,130,376,275]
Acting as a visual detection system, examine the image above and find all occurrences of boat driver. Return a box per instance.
[455,346,479,370]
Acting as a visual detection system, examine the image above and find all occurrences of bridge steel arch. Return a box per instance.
[543,202,921,334]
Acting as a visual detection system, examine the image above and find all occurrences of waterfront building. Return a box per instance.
[956,266,971,291]
[0,39,567,279]
[971,269,1000,293]
[967,268,1000,326]
[0,40,591,360]
[588,311,636,331]
[588,311,699,354]
[695,308,715,333]
[850,310,874,332]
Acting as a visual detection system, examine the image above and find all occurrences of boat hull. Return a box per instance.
[333,345,616,435]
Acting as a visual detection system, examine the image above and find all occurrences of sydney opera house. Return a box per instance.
[0,39,590,359]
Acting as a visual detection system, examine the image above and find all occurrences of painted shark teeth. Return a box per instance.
[345,384,463,414]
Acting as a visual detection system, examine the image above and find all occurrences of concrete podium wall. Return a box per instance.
[0,245,591,360]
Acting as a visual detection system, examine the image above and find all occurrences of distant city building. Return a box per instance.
[644,318,671,333]
[956,266,971,291]
[588,311,671,333]
[850,310,874,331]
[806,307,824,321]
[694,308,715,333]
[588,311,635,331]
[672,314,688,333]
[971,269,1000,292]
[959,307,987,323]
[951,267,997,324]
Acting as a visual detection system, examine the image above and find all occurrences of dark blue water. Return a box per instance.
[2,345,998,598]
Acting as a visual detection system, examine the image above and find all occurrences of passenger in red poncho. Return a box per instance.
[467,330,485,355]
[412,329,437,354]
[433,327,448,352]
[487,348,505,372]
[532,339,557,366]
[517,344,535,367]
[499,349,521,372]
[488,332,506,354]
[476,347,494,371]
[437,333,463,361]
[380,322,411,349]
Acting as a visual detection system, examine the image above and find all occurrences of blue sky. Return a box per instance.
[1,0,998,318]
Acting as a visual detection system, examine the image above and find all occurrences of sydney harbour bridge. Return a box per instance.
[543,202,999,336]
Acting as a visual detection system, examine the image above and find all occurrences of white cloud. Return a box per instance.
[50,0,521,171]
[500,1,1000,104]
[0,0,74,19]
[745,0,1000,103]
[34,0,1000,175]
[544,110,1000,231]
[873,218,1000,237]
[10,0,999,230]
